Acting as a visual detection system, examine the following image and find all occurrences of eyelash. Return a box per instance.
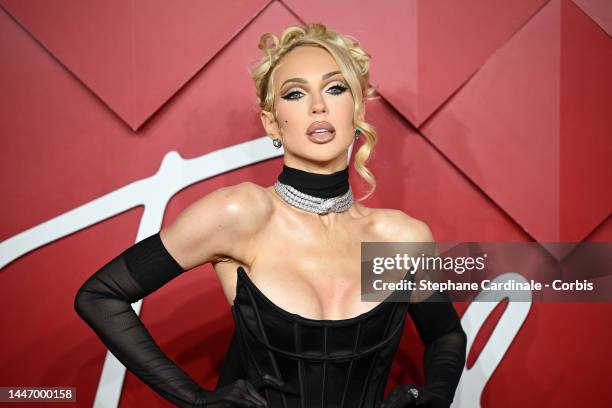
[281,83,348,100]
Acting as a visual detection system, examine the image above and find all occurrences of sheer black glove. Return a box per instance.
[380,384,446,407]
[74,232,261,407]
[382,291,467,408]
[205,374,289,407]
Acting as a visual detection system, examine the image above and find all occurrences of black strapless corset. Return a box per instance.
[215,266,410,408]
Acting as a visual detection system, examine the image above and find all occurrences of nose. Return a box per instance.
[310,94,327,115]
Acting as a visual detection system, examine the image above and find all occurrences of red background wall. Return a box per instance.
[1,0,611,407]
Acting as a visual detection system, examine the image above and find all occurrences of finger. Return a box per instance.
[251,373,283,389]
[401,385,419,406]
[244,381,268,407]
[399,393,417,407]
[251,374,300,396]
[226,380,262,407]
[414,391,436,406]
[221,394,255,408]
[238,393,266,408]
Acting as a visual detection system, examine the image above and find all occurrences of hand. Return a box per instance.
[202,374,287,407]
[381,384,420,408]
[380,384,447,408]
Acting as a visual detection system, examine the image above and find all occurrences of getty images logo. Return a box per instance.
[0,137,529,408]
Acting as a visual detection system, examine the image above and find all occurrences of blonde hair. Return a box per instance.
[249,23,379,202]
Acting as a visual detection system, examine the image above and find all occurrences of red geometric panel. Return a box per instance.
[284,0,548,126]
[572,0,612,36]
[353,100,531,243]
[421,0,611,243]
[561,0,612,241]
[0,0,269,130]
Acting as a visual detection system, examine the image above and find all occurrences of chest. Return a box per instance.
[217,211,387,320]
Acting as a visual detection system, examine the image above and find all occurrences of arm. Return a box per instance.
[74,182,275,407]
[382,289,467,408]
[381,215,467,408]
[405,293,467,407]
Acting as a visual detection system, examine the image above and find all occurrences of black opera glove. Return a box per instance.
[205,374,289,407]
[380,384,448,407]
[74,232,280,407]
[189,373,290,407]
[381,291,467,408]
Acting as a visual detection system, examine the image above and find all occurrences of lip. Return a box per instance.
[307,129,336,143]
[306,121,336,135]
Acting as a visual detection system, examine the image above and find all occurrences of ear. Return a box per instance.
[260,110,281,140]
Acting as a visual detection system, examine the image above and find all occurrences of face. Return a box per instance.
[260,46,361,172]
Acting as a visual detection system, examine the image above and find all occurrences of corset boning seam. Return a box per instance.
[358,298,399,407]
[232,301,403,362]
[238,287,290,407]
[293,321,306,408]
[339,320,362,407]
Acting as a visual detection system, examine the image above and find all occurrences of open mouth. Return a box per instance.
[307,129,336,143]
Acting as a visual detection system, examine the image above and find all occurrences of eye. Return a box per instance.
[281,90,304,100]
[328,84,348,95]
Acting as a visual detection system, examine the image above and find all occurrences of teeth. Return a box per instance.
[313,129,331,133]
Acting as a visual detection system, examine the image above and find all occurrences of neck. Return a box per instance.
[278,163,350,198]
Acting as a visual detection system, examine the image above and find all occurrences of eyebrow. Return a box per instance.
[280,70,342,88]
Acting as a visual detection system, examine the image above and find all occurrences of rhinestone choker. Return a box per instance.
[274,165,354,214]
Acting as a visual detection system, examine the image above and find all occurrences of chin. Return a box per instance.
[302,149,348,165]
[289,138,352,162]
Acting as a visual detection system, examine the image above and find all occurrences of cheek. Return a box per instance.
[276,105,301,127]
[333,94,355,115]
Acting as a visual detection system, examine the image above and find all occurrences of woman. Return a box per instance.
[74,23,466,408]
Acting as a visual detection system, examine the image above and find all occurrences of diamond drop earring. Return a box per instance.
[354,128,361,139]
[272,138,283,148]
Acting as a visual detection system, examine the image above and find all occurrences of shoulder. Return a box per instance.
[212,181,272,214]
[372,208,435,242]
[159,182,273,269]
[188,181,273,232]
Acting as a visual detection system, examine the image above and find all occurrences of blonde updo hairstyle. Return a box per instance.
[249,23,379,202]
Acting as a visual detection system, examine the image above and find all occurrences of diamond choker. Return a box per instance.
[274,181,354,214]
